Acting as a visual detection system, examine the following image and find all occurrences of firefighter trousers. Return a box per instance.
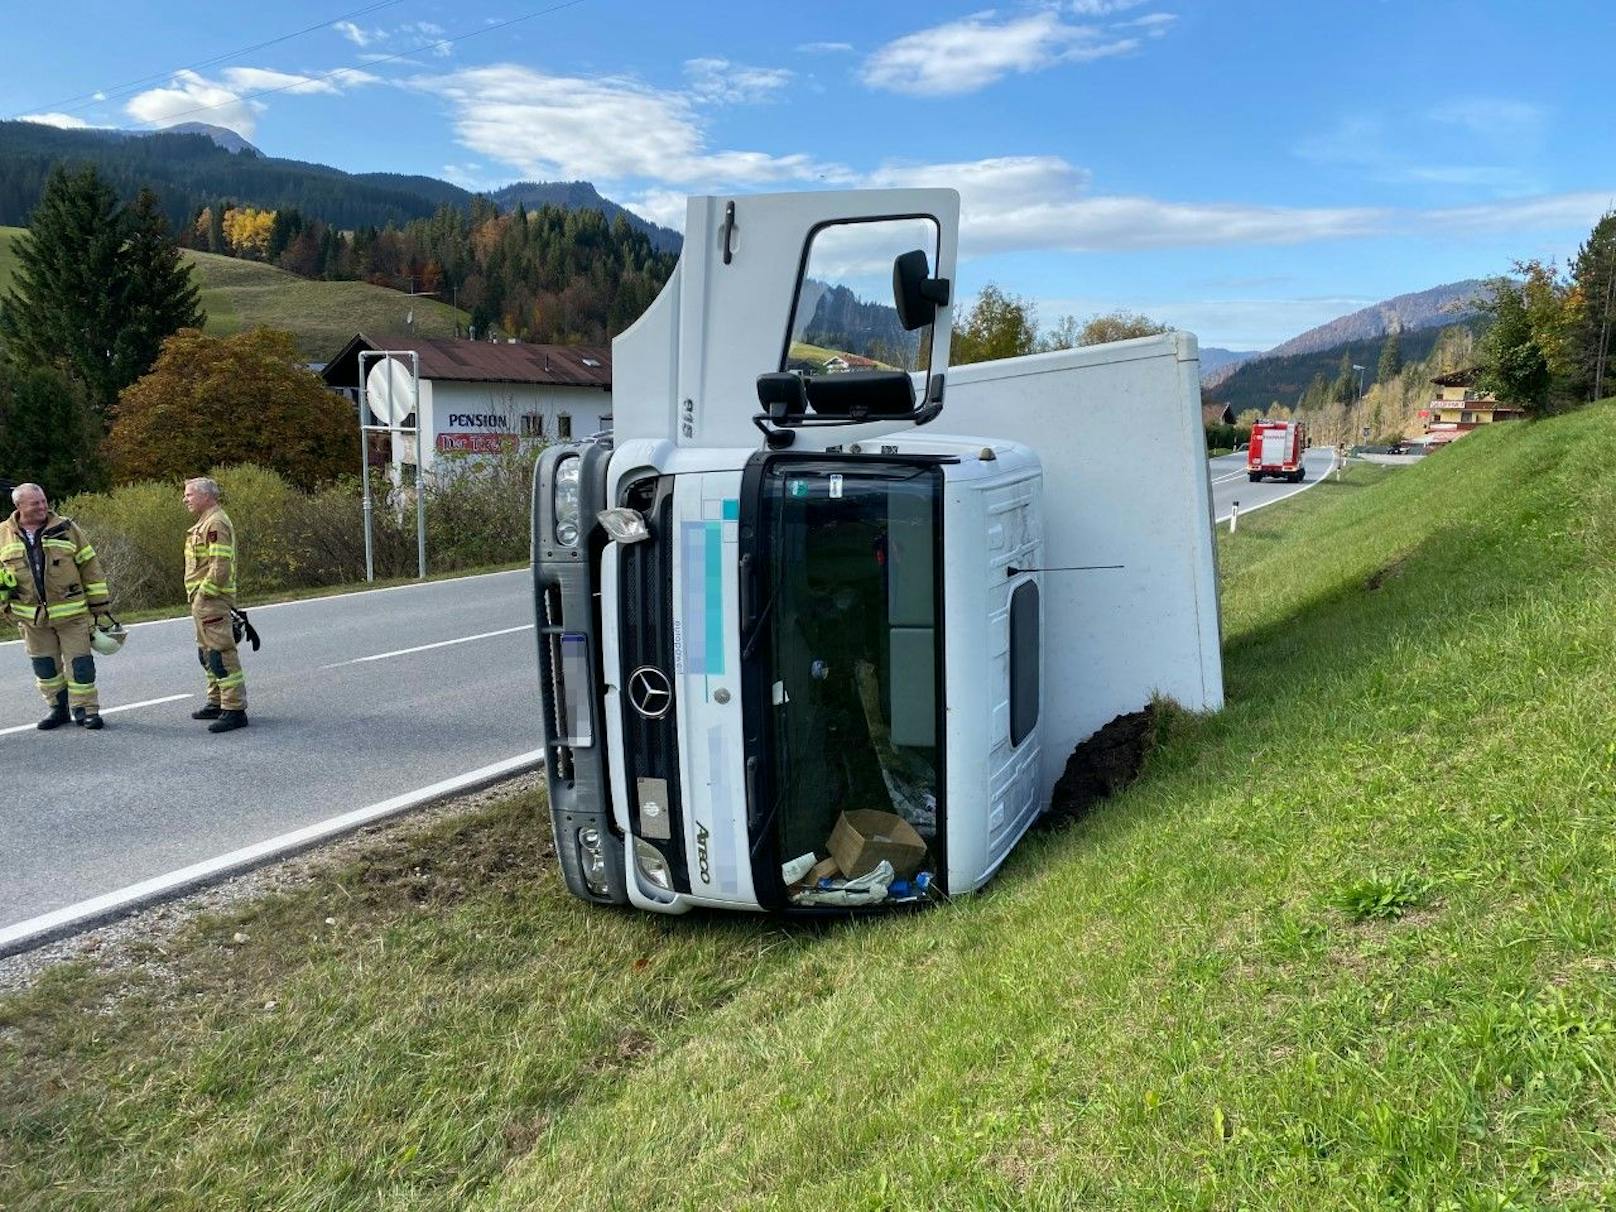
[19,615,97,713]
[192,595,246,711]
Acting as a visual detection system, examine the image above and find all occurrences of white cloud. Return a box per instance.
[1065,0,1148,13]
[333,20,377,47]
[797,41,853,54]
[1030,292,1371,351]
[863,154,1612,256]
[1119,12,1176,35]
[339,18,452,57]
[861,11,1140,97]
[92,91,107,102]
[124,65,379,136]
[126,70,262,136]
[621,188,689,231]
[219,66,371,96]
[17,112,94,130]
[414,64,848,187]
[683,57,793,104]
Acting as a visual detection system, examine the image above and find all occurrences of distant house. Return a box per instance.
[823,352,880,372]
[1418,368,1524,439]
[321,334,611,474]
[1202,401,1235,427]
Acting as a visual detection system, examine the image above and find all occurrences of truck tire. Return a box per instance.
[1297,467,1306,482]
[1248,472,1261,483]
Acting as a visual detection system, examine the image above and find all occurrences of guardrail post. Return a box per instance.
[1229,501,1239,533]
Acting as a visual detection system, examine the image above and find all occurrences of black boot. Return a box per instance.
[37,704,71,731]
[82,714,105,730]
[208,709,249,734]
[192,704,223,720]
[72,706,86,726]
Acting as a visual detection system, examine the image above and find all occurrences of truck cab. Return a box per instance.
[534,188,1222,914]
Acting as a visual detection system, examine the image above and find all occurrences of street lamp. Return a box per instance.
[1351,364,1366,402]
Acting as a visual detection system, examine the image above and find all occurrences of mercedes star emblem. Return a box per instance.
[628,666,673,719]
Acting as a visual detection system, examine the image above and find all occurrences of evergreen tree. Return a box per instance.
[0,165,130,414]
[1330,352,1358,405]
[114,187,205,394]
[1377,330,1403,382]
[0,362,103,495]
[1570,210,1616,402]
[207,200,226,253]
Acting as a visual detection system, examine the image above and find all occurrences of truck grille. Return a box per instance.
[618,485,688,889]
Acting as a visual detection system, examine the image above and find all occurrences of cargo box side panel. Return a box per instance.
[941,332,1223,805]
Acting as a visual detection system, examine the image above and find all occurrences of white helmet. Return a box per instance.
[90,617,128,656]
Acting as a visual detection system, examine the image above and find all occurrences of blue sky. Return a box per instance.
[5,0,1614,349]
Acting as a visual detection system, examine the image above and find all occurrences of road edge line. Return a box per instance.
[0,749,546,958]
[1215,460,1334,523]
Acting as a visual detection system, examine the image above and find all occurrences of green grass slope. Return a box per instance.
[0,227,467,361]
[6,407,1616,1208]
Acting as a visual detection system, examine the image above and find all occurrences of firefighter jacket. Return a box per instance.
[0,510,111,624]
[184,506,238,603]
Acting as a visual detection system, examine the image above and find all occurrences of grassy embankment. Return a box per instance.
[0,227,467,361]
[6,406,1616,1208]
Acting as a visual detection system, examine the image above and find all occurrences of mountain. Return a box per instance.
[1202,279,1491,391]
[0,121,676,248]
[487,180,681,253]
[1198,346,1259,380]
[1207,321,1486,418]
[160,122,260,156]
[1267,280,1488,359]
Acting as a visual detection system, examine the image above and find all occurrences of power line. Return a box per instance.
[116,0,589,132]
[21,0,409,118]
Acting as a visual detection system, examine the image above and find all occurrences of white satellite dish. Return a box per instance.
[365,356,417,426]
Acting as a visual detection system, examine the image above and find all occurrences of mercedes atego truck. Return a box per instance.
[533,187,1223,915]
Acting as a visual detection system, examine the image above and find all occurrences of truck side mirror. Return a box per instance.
[756,372,809,423]
[893,249,951,333]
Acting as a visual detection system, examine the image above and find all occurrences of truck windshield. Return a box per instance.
[755,460,942,865]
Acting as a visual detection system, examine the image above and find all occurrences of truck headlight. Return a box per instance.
[633,837,673,892]
[553,456,582,546]
[577,826,610,896]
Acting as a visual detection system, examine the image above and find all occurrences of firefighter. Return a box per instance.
[182,476,248,733]
[0,483,113,730]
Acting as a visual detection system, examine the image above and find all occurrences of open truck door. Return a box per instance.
[612,188,960,450]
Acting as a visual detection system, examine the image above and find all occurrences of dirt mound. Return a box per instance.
[1042,705,1157,827]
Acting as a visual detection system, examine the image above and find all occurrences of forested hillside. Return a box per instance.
[0,122,456,232]
[1210,322,1485,417]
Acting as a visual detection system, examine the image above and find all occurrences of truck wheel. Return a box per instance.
[1248,473,1260,483]
[1297,468,1306,482]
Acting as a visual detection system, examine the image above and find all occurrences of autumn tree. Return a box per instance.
[1476,276,1551,413]
[107,328,354,488]
[951,284,1039,364]
[1077,310,1171,347]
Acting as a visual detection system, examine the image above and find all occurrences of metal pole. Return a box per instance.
[412,351,426,580]
[358,352,375,583]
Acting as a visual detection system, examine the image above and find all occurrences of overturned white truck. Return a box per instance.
[533,188,1222,913]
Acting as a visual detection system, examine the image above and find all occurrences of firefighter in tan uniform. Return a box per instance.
[0,483,113,730]
[182,477,248,733]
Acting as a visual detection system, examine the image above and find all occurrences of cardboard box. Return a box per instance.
[805,856,841,885]
[828,810,929,879]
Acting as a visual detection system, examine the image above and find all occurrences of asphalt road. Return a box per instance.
[0,569,541,938]
[1208,446,1338,522]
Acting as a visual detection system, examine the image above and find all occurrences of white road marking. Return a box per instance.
[0,693,194,737]
[321,624,535,669]
[1215,459,1334,523]
[0,567,527,648]
[0,749,546,957]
